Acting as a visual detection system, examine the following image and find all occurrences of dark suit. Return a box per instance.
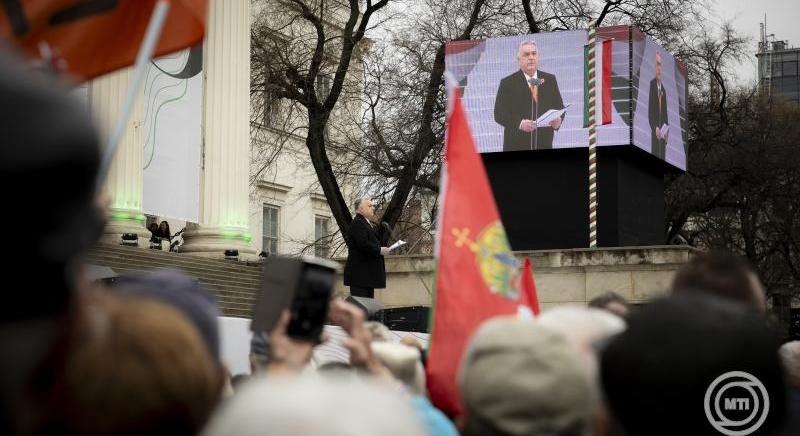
[648,78,668,159]
[494,69,564,151]
[343,214,385,298]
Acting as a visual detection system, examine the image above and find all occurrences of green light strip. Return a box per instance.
[221,230,252,243]
[111,212,146,222]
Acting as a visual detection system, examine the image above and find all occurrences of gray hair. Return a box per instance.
[537,306,626,344]
[371,342,426,395]
[537,306,626,378]
[201,376,426,436]
[352,197,367,212]
[518,40,537,55]
[365,321,392,342]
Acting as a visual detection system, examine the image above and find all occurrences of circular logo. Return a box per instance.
[704,371,769,436]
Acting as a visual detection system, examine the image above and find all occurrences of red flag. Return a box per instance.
[601,39,612,125]
[0,0,206,81]
[521,257,541,315]
[426,91,531,416]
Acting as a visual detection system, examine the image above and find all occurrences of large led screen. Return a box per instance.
[446,26,687,171]
[631,28,688,170]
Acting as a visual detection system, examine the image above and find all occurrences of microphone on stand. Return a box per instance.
[527,77,543,150]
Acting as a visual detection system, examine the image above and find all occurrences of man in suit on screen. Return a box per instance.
[648,51,669,160]
[494,40,565,151]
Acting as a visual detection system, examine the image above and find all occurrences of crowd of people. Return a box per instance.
[2,46,799,436]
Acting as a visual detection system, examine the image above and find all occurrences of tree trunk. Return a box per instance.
[306,109,353,236]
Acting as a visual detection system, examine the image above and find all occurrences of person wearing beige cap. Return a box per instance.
[458,316,596,436]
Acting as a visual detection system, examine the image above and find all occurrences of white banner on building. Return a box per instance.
[142,45,203,222]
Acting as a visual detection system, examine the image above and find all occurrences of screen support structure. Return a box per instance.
[587,23,599,248]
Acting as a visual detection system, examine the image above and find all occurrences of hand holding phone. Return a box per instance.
[252,256,339,344]
[267,309,315,373]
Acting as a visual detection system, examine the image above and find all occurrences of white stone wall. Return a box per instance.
[249,138,336,255]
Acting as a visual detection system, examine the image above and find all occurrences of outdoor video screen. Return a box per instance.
[445,27,687,171]
[631,29,688,170]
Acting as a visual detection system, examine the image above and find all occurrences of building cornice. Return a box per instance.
[257,180,293,194]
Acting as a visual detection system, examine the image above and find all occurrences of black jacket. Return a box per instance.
[343,214,386,288]
[494,69,565,151]
[648,78,668,160]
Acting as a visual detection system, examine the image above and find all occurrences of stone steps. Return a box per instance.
[88,244,262,275]
[86,243,261,318]
[87,257,261,287]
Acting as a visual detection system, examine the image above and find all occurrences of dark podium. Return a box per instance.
[483,145,673,250]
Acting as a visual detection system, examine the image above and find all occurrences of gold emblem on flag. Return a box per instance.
[453,221,519,300]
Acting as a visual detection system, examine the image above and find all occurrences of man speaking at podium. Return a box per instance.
[494,40,565,151]
[344,198,389,298]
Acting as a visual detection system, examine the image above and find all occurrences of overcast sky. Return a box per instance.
[711,0,800,84]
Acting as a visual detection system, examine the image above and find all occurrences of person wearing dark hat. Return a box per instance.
[112,269,222,362]
[0,49,104,435]
[601,294,786,436]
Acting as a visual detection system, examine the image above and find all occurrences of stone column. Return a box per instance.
[181,0,255,257]
[90,67,147,245]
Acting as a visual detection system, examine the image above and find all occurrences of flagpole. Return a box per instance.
[437,70,459,258]
[587,23,598,248]
[95,0,172,195]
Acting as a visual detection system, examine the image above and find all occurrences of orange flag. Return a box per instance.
[0,0,206,81]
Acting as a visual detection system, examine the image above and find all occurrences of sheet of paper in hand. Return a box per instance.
[659,124,669,139]
[536,106,568,125]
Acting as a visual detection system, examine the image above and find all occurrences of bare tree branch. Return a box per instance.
[521,0,540,33]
